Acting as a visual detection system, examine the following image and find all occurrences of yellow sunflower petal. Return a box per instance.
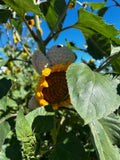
[40,80,49,87]
[36,91,44,98]
[42,68,51,77]
[51,64,64,72]
[39,99,49,106]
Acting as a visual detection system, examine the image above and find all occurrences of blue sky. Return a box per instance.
[0,0,120,63]
[41,0,120,63]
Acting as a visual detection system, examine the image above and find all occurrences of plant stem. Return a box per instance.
[34,15,45,54]
[112,0,120,6]
[0,114,17,124]
[76,1,83,6]
[44,0,72,45]
[96,52,120,72]
[23,16,38,41]
[9,58,31,64]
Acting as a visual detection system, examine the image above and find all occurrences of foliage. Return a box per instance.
[0,0,120,160]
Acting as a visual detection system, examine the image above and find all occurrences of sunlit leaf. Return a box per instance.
[0,59,8,67]
[40,0,66,33]
[90,114,120,160]
[0,96,7,111]
[73,8,120,59]
[16,109,33,141]
[86,2,106,10]
[14,0,44,17]
[3,0,44,17]
[0,121,10,150]
[2,0,24,16]
[66,63,120,124]
[7,97,18,108]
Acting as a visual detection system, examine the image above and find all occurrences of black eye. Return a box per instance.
[57,44,63,48]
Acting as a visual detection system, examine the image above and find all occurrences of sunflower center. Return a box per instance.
[42,71,68,104]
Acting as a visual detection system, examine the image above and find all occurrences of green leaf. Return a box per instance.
[65,39,82,51]
[0,78,12,99]
[13,0,44,17]
[66,63,120,124]
[3,0,44,17]
[0,59,8,67]
[7,97,17,108]
[97,7,108,17]
[90,114,120,160]
[16,109,33,141]
[49,138,89,160]
[0,96,7,111]
[11,18,23,35]
[0,9,11,23]
[12,86,28,99]
[0,121,10,150]
[40,0,66,32]
[3,0,24,16]
[73,8,120,59]
[26,107,55,132]
[86,2,106,10]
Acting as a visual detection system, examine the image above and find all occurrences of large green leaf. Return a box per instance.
[3,0,24,16]
[0,78,12,99]
[0,121,10,150]
[90,114,120,160]
[26,106,55,133]
[73,8,120,59]
[49,137,89,160]
[40,0,66,32]
[3,0,43,17]
[66,63,120,124]
[16,109,33,141]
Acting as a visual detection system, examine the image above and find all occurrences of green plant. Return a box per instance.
[0,0,120,160]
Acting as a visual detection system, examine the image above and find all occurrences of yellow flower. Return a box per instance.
[15,67,20,73]
[22,49,27,56]
[27,19,35,28]
[35,62,71,110]
[5,69,10,74]
[9,61,13,67]
[68,2,75,9]
[13,34,21,43]
[6,23,12,30]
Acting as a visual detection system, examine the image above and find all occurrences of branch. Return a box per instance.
[44,0,72,45]
[96,52,120,72]
[112,0,120,6]
[23,16,38,41]
[34,15,45,53]
[9,58,31,64]
[0,114,17,124]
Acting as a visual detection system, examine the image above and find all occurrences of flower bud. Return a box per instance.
[46,44,77,66]
[32,50,50,75]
